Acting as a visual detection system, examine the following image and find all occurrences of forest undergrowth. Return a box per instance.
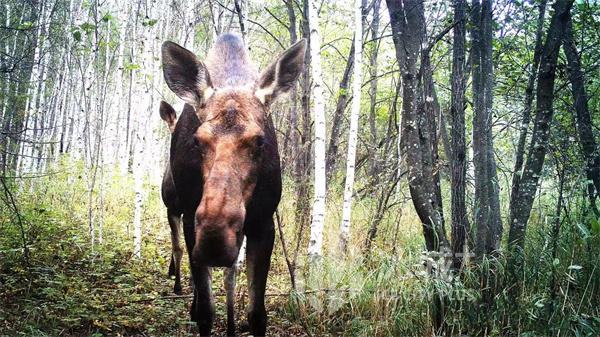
[1,159,599,336]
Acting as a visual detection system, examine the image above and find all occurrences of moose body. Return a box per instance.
[159,101,186,296]
[161,33,306,336]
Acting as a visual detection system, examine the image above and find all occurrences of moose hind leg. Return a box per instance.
[168,209,184,294]
[225,266,237,336]
[246,222,275,336]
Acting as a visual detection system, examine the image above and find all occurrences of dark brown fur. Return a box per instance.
[159,101,185,295]
[161,33,306,336]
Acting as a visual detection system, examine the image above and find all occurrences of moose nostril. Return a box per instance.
[256,135,265,148]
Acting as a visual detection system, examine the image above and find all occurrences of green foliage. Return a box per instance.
[142,18,158,27]
[4,159,596,336]
[16,22,33,30]
[0,158,186,335]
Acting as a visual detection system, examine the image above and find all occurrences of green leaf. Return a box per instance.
[101,13,113,22]
[123,63,140,71]
[591,217,600,235]
[72,31,82,42]
[79,22,95,33]
[143,19,158,27]
[576,222,591,239]
[17,22,33,30]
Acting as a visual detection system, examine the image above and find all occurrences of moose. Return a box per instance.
[158,100,185,295]
[160,100,243,303]
[160,33,306,336]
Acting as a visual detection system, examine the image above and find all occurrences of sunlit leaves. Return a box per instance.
[16,21,33,30]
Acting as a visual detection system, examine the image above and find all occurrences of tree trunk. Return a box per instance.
[282,0,298,174]
[291,0,312,275]
[339,0,364,255]
[326,41,354,179]
[508,0,574,275]
[307,0,327,260]
[450,0,469,270]
[510,0,547,212]
[386,0,449,252]
[471,0,502,257]
[367,0,381,177]
[233,0,247,42]
[563,16,600,216]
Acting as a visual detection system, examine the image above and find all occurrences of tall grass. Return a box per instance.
[0,156,598,336]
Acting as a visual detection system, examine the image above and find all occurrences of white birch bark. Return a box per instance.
[339,0,363,255]
[307,0,327,259]
[132,132,143,257]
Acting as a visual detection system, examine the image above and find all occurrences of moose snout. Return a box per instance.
[192,203,245,267]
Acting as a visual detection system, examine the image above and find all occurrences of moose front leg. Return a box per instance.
[246,220,275,336]
[190,264,214,336]
[182,212,214,336]
[224,266,237,336]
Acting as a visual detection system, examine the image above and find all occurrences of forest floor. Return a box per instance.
[2,171,598,336]
[0,223,309,336]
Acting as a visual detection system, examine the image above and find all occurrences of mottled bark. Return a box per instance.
[510,0,547,210]
[418,52,447,248]
[471,0,502,257]
[508,0,574,266]
[292,0,312,266]
[450,0,469,270]
[563,16,600,215]
[367,0,381,177]
[386,0,449,252]
[307,0,327,259]
[326,42,354,179]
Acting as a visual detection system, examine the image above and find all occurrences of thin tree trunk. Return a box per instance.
[510,0,547,210]
[419,50,447,250]
[291,0,312,275]
[471,0,502,257]
[508,0,574,279]
[450,0,469,270]
[307,0,327,260]
[282,0,298,174]
[339,0,364,255]
[548,151,565,314]
[367,0,381,177]
[326,41,354,179]
[233,0,247,42]
[563,16,600,216]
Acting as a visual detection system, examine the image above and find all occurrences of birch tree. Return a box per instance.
[339,0,363,255]
[307,0,326,260]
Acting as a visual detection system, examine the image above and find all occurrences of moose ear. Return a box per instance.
[162,41,214,107]
[159,101,177,133]
[255,39,307,106]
